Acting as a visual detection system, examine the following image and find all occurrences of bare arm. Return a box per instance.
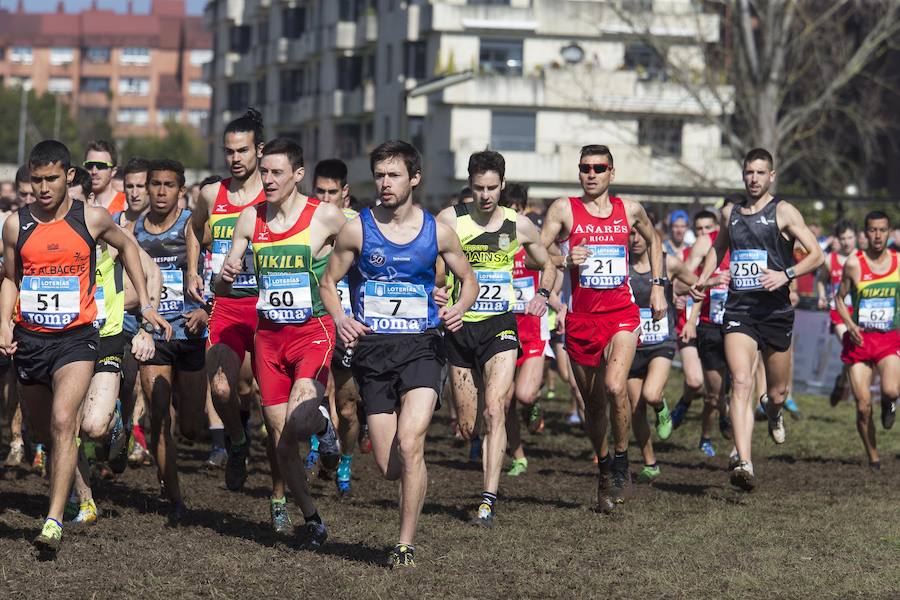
[518,215,555,317]
[321,219,370,345]
[0,215,19,354]
[437,222,477,331]
[692,206,733,300]
[123,236,162,311]
[213,206,255,297]
[629,199,666,321]
[540,198,571,267]
[759,202,825,292]
[835,254,862,346]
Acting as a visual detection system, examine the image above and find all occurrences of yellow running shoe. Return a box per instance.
[72,499,98,525]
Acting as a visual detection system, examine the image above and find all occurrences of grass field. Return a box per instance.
[1,373,899,599]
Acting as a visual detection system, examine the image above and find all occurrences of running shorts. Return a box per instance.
[517,339,548,368]
[145,338,206,371]
[445,312,519,370]
[628,343,675,380]
[721,310,794,353]
[95,331,126,374]
[13,324,98,386]
[254,316,335,407]
[841,329,900,366]
[208,295,258,364]
[565,304,641,368]
[697,322,727,373]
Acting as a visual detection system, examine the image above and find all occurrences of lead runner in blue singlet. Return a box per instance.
[320,140,478,570]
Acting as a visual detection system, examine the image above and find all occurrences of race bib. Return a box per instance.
[337,278,352,316]
[472,270,512,313]
[94,286,107,327]
[580,245,627,289]
[639,308,669,344]
[709,288,728,325]
[211,239,257,289]
[858,297,895,331]
[512,277,535,314]
[159,270,185,315]
[19,276,81,329]
[363,281,427,333]
[257,273,313,323]
[730,249,767,290]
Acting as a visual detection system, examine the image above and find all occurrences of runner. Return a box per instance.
[216,137,345,547]
[14,164,35,207]
[834,211,898,469]
[84,140,126,214]
[817,219,858,406]
[437,150,555,527]
[540,144,666,513]
[0,140,167,553]
[690,148,824,491]
[320,139,477,568]
[133,158,210,522]
[67,167,94,204]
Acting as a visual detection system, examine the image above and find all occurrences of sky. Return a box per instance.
[0,0,205,14]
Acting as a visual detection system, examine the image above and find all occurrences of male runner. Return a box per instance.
[691,148,823,491]
[437,150,555,527]
[84,140,126,214]
[134,159,210,522]
[0,140,166,553]
[217,137,345,547]
[817,220,858,405]
[320,139,477,568]
[67,167,94,204]
[541,144,665,512]
[834,211,898,469]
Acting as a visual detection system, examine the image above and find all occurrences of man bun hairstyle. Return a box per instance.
[224,107,265,147]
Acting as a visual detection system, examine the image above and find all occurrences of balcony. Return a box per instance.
[325,82,375,118]
[421,2,537,33]
[355,13,378,45]
[277,96,319,126]
[276,33,320,65]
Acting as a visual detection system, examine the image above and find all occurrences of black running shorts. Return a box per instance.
[144,338,206,371]
[697,323,727,373]
[351,329,445,415]
[13,324,99,386]
[628,343,675,380]
[445,312,519,370]
[722,310,794,353]
[95,332,127,374]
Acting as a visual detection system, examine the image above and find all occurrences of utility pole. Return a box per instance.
[16,84,28,165]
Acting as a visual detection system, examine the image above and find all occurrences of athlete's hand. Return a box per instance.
[524,295,548,317]
[710,270,731,289]
[143,308,173,341]
[681,320,697,343]
[220,256,242,284]
[187,272,205,303]
[689,275,708,302]
[184,308,209,335]
[674,294,687,311]
[439,305,465,332]
[555,304,567,335]
[566,244,591,268]
[789,289,799,307]
[0,322,16,356]
[130,330,156,362]
[817,296,828,311]
[760,268,790,291]
[650,285,667,322]
[432,285,450,308]
[848,322,864,347]
[336,316,371,345]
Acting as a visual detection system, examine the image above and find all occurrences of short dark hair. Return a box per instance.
[148,158,186,188]
[313,159,348,187]
[261,137,304,171]
[742,147,774,170]
[198,175,223,190]
[468,150,505,181]
[85,139,117,166]
[458,186,473,201]
[29,139,71,172]
[724,193,745,206]
[15,164,30,186]
[864,210,891,230]
[224,107,264,147]
[502,182,529,210]
[69,167,92,193]
[834,219,857,237]
[579,144,614,167]
[370,140,422,179]
[693,209,718,225]
[123,157,151,179]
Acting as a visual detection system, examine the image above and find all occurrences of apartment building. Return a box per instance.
[0,0,212,137]
[205,0,736,207]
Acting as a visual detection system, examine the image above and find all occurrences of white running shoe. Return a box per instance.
[730,460,755,491]
[768,409,786,444]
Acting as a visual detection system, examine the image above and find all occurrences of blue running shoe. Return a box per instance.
[469,435,482,462]
[670,400,689,430]
[305,435,320,471]
[336,455,352,497]
[699,438,716,457]
[784,396,802,420]
[316,406,340,470]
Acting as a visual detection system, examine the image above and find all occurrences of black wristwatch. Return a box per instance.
[650,277,669,286]
[785,267,797,281]
[537,288,551,299]
[141,321,155,334]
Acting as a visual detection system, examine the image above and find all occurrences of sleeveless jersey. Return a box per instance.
[336,207,359,316]
[134,209,206,340]
[512,246,548,343]
[828,252,852,312]
[251,198,327,326]
[105,192,126,216]
[630,257,675,347]
[563,196,633,314]
[349,207,440,334]
[94,246,125,337]
[15,201,97,332]
[699,230,730,325]
[209,178,266,299]
[725,198,794,315]
[852,249,899,331]
[454,203,519,322]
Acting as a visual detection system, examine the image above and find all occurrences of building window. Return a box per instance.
[638,117,683,157]
[335,123,362,158]
[119,78,150,96]
[189,80,212,97]
[157,109,181,124]
[227,82,251,112]
[491,111,535,151]
[117,108,150,125]
[624,42,666,82]
[84,47,110,63]
[189,49,213,66]
[48,78,73,94]
[10,46,33,64]
[282,6,306,39]
[280,69,305,101]
[80,107,109,121]
[49,47,74,65]
[121,47,150,65]
[479,39,523,76]
[81,77,110,93]
[408,116,425,153]
[9,76,31,89]
[338,0,357,21]
[187,110,208,127]
[230,25,251,54]
[337,56,363,91]
[404,41,426,80]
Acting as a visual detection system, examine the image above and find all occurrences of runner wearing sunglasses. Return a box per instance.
[83,140,126,215]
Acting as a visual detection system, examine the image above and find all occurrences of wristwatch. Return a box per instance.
[537,288,551,299]
[785,267,797,281]
[141,321,155,334]
[650,277,669,286]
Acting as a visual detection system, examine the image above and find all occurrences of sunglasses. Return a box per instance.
[578,164,611,174]
[84,161,114,170]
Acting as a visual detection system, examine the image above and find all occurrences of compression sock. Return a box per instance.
[480,491,498,511]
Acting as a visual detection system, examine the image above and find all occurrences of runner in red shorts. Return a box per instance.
[216,138,347,548]
[541,144,666,513]
[834,211,899,469]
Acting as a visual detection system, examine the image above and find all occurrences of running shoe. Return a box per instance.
[611,454,630,505]
[882,400,896,430]
[468,435,482,462]
[388,544,416,569]
[566,411,582,426]
[316,406,341,471]
[670,400,689,429]
[33,518,62,553]
[72,499,98,525]
[32,443,47,477]
[784,396,802,420]
[730,461,755,491]
[597,459,615,514]
[829,373,846,407]
[107,400,126,466]
[206,446,227,469]
[3,440,24,467]
[869,460,882,472]
[64,494,80,521]
[167,501,188,526]
[506,457,528,477]
[128,440,152,467]
[719,415,733,440]
[336,455,352,497]
[727,448,740,471]
[655,399,672,440]
[699,438,716,457]
[225,439,250,491]
[359,431,373,454]
[469,503,494,528]
[767,408,786,444]
[298,520,328,550]
[527,402,545,435]
[270,498,292,535]
[636,464,660,484]
[305,435,320,471]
